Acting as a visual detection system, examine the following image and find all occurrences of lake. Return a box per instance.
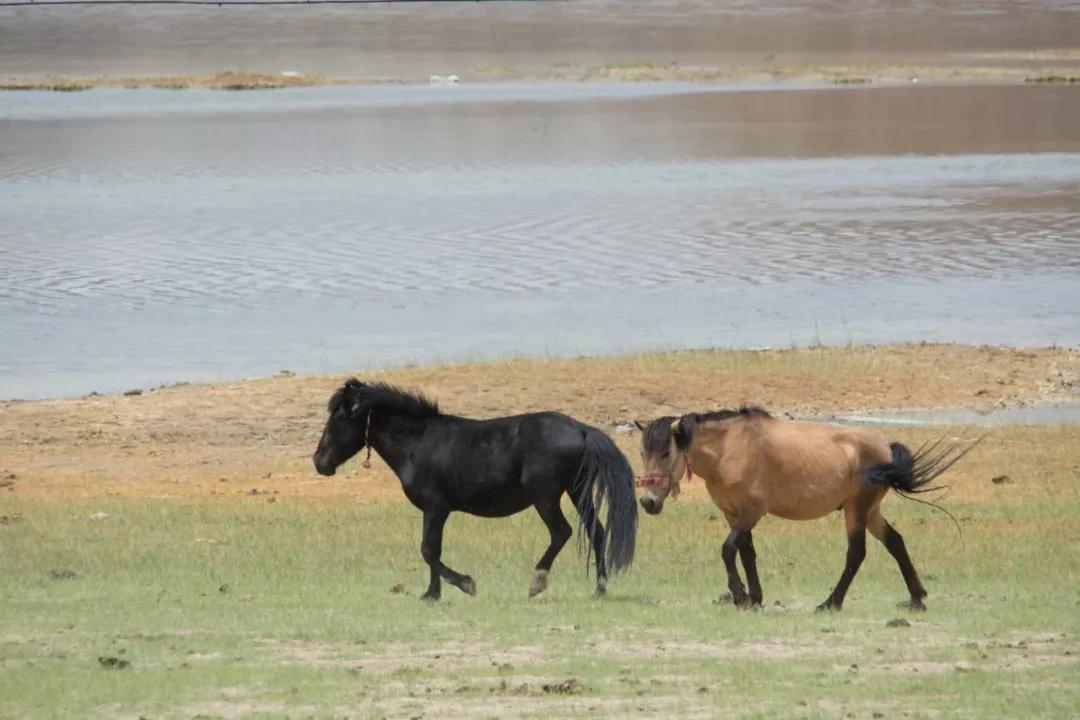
[2,81,1078,398]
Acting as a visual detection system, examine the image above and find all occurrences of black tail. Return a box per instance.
[865,436,983,494]
[573,429,638,576]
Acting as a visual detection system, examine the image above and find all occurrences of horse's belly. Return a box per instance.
[768,477,858,520]
[450,485,533,517]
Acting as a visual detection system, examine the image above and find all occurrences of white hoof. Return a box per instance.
[529,569,549,598]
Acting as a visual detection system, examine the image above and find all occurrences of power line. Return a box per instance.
[1,0,553,6]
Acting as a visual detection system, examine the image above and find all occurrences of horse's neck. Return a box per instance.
[687,423,732,474]
[370,412,428,476]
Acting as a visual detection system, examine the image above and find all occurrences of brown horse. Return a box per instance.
[636,408,976,612]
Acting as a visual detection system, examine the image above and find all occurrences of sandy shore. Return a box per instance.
[1,343,1076,502]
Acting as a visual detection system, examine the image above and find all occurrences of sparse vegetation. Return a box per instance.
[5,59,1080,91]
[1025,75,1080,84]
[0,82,90,92]
[0,71,326,92]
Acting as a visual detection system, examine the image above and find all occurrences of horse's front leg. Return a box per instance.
[739,530,764,607]
[721,526,752,608]
[529,496,572,598]
[420,506,476,601]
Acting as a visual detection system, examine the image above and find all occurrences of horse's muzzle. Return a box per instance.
[313,454,336,477]
[640,496,662,515]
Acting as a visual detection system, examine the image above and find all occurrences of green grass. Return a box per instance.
[2,476,1080,718]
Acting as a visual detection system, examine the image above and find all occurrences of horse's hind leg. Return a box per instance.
[571,486,608,596]
[529,496,573,598]
[868,506,928,611]
[817,501,868,612]
[420,507,476,601]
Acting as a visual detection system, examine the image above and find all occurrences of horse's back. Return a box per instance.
[421,411,591,515]
[730,418,892,520]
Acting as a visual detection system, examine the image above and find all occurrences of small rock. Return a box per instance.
[542,678,582,695]
[613,423,634,435]
[122,388,142,397]
[390,582,406,595]
[98,656,130,669]
[953,661,974,673]
[274,369,296,378]
[87,512,109,521]
[48,569,80,581]
[218,584,230,594]
[886,618,911,628]
[991,475,1010,485]
[696,686,709,694]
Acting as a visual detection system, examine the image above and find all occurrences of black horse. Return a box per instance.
[313,379,638,600]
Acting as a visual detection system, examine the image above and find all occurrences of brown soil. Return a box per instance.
[0,343,1075,501]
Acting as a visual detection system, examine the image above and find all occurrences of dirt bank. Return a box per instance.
[0,343,1075,502]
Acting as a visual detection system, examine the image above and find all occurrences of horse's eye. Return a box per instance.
[661,451,670,459]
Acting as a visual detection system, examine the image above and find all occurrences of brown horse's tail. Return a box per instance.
[865,436,983,494]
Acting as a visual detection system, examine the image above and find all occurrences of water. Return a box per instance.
[3,0,1078,78]
[818,402,1080,427]
[2,81,1079,399]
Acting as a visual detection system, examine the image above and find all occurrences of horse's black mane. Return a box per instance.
[328,378,440,418]
[643,406,771,453]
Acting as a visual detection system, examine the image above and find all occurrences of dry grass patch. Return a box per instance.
[1,343,1075,501]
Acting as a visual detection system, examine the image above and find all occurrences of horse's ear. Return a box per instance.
[634,420,647,432]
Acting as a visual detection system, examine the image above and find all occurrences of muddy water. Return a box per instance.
[2,1,1079,77]
[2,82,1079,399]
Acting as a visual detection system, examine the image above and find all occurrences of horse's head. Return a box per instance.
[313,379,369,476]
[635,416,689,515]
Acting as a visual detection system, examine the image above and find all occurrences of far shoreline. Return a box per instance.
[4,59,1080,92]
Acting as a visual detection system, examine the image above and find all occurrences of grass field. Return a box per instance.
[2,454,1079,719]
[2,345,1079,718]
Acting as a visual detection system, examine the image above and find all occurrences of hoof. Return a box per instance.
[816,601,841,613]
[420,590,441,602]
[731,590,752,609]
[900,598,927,612]
[528,569,549,598]
[734,596,757,611]
[594,577,607,598]
[459,576,477,596]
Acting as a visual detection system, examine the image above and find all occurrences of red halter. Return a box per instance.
[638,454,693,487]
